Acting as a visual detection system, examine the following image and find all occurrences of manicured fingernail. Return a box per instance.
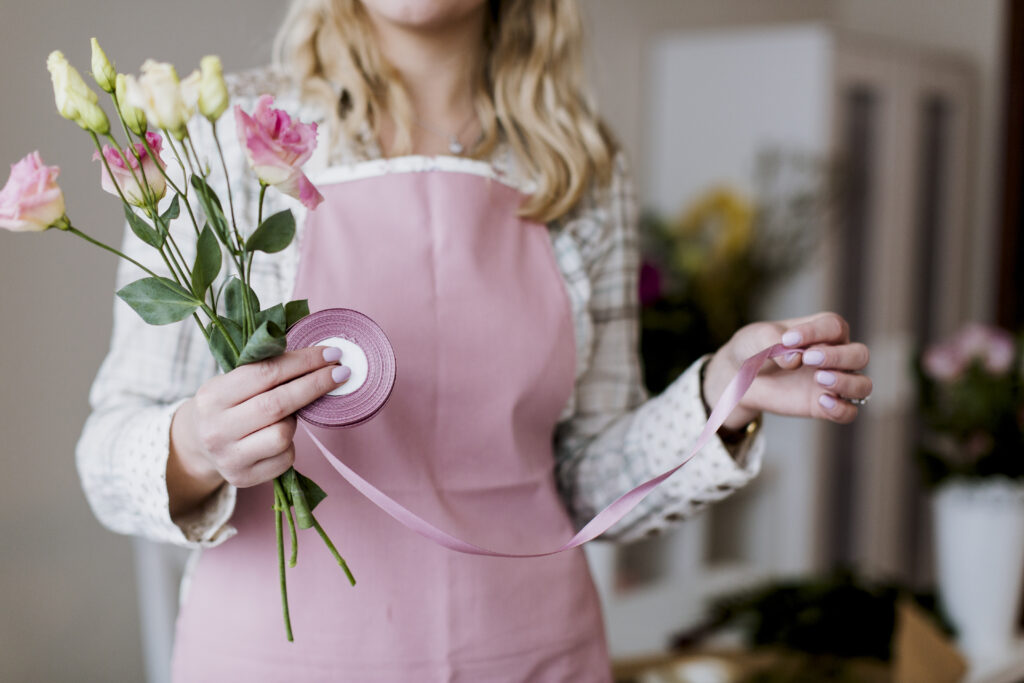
[815,370,837,387]
[323,347,343,363]
[785,351,800,363]
[332,365,351,383]
[804,350,825,365]
[819,394,836,410]
[782,331,802,347]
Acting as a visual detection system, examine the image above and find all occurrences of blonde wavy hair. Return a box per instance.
[272,0,617,223]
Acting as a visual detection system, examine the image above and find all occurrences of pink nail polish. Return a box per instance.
[782,331,802,347]
[803,350,825,365]
[323,347,343,363]
[815,370,837,387]
[332,365,351,383]
[818,394,836,410]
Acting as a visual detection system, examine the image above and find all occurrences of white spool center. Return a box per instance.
[315,336,369,396]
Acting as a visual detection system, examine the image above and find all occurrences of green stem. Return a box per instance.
[310,516,356,587]
[274,478,299,568]
[273,487,294,642]
[211,125,244,256]
[66,226,159,278]
[139,134,203,242]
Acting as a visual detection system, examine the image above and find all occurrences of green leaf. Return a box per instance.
[255,303,286,331]
[158,195,180,235]
[191,225,222,299]
[206,316,243,373]
[190,174,228,242]
[223,277,260,328]
[116,277,199,325]
[282,468,327,529]
[237,319,287,365]
[246,210,295,254]
[124,206,163,249]
[285,299,310,329]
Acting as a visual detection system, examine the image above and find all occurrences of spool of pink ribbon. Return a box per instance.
[286,308,396,429]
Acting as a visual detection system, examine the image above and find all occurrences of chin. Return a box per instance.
[359,0,489,30]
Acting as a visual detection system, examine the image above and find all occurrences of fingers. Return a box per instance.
[800,342,870,371]
[230,363,350,438]
[208,345,345,408]
[812,369,873,400]
[780,312,851,350]
[814,392,859,424]
[235,446,296,488]
[215,419,297,487]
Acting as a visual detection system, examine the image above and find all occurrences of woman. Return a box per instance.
[77,0,871,680]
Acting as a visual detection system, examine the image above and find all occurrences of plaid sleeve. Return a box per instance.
[552,152,766,543]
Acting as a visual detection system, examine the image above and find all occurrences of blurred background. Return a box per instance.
[1,0,1022,681]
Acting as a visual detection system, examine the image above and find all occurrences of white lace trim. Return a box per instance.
[308,154,537,194]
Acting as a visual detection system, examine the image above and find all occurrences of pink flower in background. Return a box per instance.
[0,152,66,232]
[234,95,324,210]
[639,261,663,306]
[922,323,1017,381]
[922,345,966,381]
[92,131,167,207]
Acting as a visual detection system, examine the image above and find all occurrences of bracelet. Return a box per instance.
[699,356,761,445]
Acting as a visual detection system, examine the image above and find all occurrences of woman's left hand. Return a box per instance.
[703,311,871,430]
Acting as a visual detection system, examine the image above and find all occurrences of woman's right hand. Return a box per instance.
[167,346,350,517]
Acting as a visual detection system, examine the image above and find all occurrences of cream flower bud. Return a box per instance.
[90,38,117,93]
[115,74,147,135]
[198,56,229,122]
[77,99,111,135]
[126,60,197,139]
[46,50,99,127]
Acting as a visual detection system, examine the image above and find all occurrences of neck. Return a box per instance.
[365,7,486,154]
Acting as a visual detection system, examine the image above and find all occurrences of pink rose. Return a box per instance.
[92,131,167,207]
[234,95,324,210]
[0,151,66,232]
[922,346,966,381]
[954,323,1015,374]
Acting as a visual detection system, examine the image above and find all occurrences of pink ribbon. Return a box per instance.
[301,343,791,557]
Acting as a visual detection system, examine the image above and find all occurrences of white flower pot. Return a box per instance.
[933,477,1024,663]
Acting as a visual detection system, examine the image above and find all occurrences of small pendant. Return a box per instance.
[448,136,464,155]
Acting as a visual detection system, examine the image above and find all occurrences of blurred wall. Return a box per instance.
[0,0,1006,680]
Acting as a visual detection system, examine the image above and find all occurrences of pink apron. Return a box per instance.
[170,159,612,682]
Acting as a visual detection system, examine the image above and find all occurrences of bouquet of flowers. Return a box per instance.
[0,39,349,641]
[914,324,1024,487]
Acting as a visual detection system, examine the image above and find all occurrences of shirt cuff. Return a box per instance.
[612,356,765,542]
[139,398,238,548]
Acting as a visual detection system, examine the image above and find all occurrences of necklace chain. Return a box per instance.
[412,111,477,155]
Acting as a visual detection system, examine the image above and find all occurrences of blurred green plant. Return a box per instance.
[913,324,1024,487]
[639,149,831,393]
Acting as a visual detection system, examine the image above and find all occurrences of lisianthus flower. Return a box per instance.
[115,74,147,135]
[90,37,117,94]
[46,50,109,135]
[0,152,67,232]
[234,95,324,210]
[197,56,229,122]
[124,60,197,140]
[92,132,167,207]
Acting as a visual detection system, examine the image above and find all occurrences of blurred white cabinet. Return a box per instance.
[586,23,976,658]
